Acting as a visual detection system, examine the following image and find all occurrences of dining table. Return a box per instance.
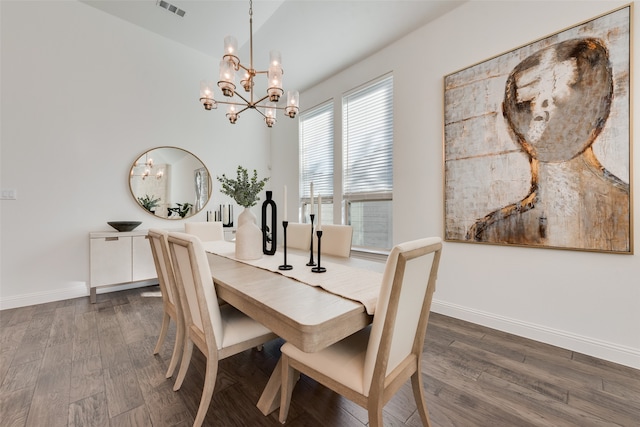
[202,240,386,415]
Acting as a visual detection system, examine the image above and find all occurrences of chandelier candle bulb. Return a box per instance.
[285,90,299,118]
[218,60,236,97]
[199,80,216,110]
[268,65,283,102]
[241,71,252,92]
[223,36,239,64]
[226,105,238,124]
[265,103,277,127]
[269,50,282,68]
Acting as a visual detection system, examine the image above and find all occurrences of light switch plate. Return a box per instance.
[1,189,17,200]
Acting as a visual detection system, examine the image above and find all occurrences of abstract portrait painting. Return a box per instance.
[444,5,632,253]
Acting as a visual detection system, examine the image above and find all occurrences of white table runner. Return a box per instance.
[203,240,382,314]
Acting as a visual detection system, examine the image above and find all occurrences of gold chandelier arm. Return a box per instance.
[232,91,252,106]
[253,107,267,119]
[235,62,252,74]
[235,105,252,115]
[252,93,270,106]
[215,100,247,107]
[217,98,286,113]
[255,104,288,111]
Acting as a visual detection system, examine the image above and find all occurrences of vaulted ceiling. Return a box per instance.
[81,0,465,92]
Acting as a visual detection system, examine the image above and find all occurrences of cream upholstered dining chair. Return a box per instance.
[279,237,443,427]
[285,222,312,250]
[319,224,353,257]
[184,221,224,242]
[167,231,278,427]
[185,221,228,307]
[148,229,184,379]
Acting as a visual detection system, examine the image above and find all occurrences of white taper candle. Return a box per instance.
[283,185,287,221]
[317,194,322,231]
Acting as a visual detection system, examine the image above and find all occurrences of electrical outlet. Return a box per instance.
[1,189,17,200]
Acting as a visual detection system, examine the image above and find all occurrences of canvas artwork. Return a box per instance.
[443,5,632,253]
[194,167,209,212]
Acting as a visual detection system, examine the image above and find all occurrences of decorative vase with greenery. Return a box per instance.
[217,166,270,260]
[217,166,269,208]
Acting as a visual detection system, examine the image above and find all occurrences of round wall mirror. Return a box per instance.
[129,147,211,220]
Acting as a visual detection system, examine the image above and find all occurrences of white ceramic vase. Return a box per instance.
[235,207,263,260]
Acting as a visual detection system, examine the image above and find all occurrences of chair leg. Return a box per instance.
[165,315,184,378]
[367,404,384,427]
[278,355,296,424]
[153,312,171,354]
[411,371,432,427]
[193,356,218,427]
[173,338,193,391]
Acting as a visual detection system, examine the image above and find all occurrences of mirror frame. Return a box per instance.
[129,146,211,220]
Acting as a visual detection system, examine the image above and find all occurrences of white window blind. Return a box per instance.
[343,75,393,250]
[343,75,393,199]
[299,101,334,200]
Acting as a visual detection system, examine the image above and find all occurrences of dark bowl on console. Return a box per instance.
[108,221,142,232]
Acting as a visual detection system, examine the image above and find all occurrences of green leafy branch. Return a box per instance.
[217,166,269,208]
[137,194,161,212]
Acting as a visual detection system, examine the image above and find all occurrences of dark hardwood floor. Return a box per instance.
[1,285,638,426]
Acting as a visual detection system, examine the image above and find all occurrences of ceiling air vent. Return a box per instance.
[157,0,186,17]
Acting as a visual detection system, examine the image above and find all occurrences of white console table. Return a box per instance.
[223,226,236,241]
[89,229,157,303]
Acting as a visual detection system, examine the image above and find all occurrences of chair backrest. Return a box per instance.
[185,222,225,242]
[319,224,353,257]
[148,229,179,309]
[285,223,312,250]
[168,232,224,351]
[362,237,442,395]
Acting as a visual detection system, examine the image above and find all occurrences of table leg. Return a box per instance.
[257,358,282,415]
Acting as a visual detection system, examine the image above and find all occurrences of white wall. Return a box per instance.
[272,0,640,369]
[0,1,271,307]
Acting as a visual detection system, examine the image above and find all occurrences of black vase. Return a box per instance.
[261,191,277,255]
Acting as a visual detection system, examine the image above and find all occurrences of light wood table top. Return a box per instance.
[206,249,385,415]
[207,251,383,352]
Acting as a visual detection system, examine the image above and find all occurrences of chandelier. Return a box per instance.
[199,0,299,127]
[130,155,164,180]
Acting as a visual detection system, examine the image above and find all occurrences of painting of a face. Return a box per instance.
[503,39,613,163]
[443,6,630,253]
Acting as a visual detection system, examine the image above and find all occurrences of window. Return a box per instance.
[299,101,334,224]
[298,75,393,252]
[343,75,393,250]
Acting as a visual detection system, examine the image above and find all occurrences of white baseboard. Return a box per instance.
[431,299,640,370]
[0,283,88,310]
[0,280,159,310]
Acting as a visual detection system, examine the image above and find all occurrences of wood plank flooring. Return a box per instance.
[1,285,638,426]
